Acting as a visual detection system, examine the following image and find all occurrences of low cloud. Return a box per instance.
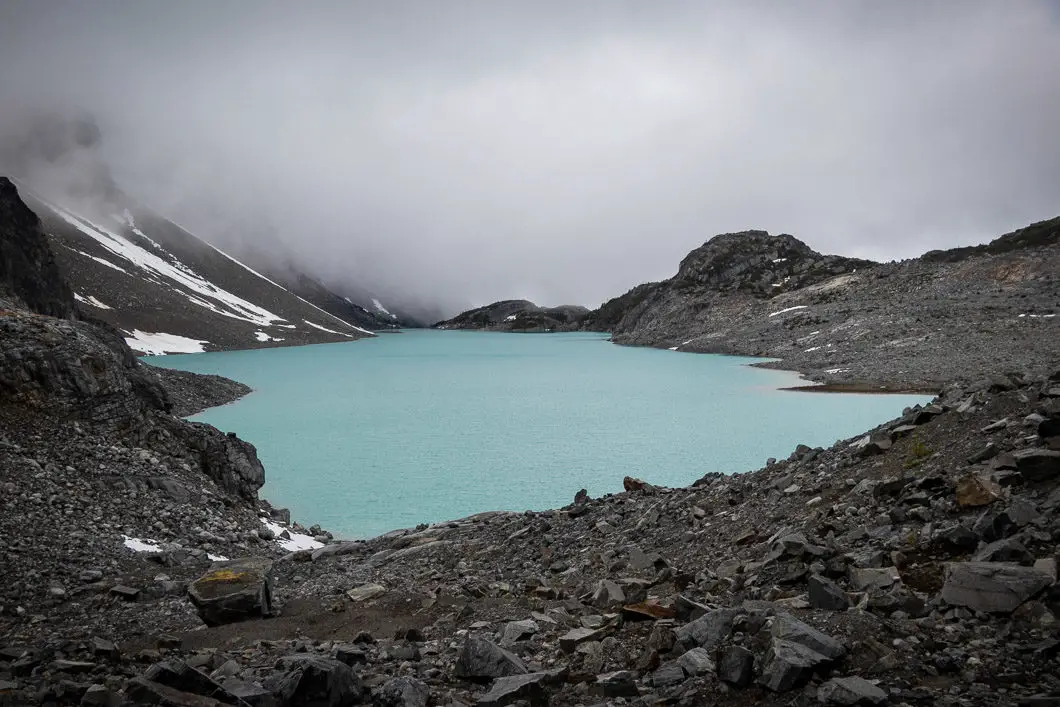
[1,1,1058,313]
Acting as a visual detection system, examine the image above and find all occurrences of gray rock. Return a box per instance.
[591,579,625,608]
[651,662,687,688]
[454,637,528,680]
[592,670,639,698]
[809,575,850,611]
[973,538,1034,564]
[500,619,539,646]
[80,684,123,707]
[187,558,274,627]
[941,562,1054,613]
[848,567,901,592]
[717,645,755,687]
[759,639,832,692]
[345,583,386,602]
[376,676,429,707]
[559,627,607,653]
[477,672,554,706]
[674,608,740,650]
[1013,449,1060,482]
[676,647,715,676]
[817,676,888,705]
[770,614,847,660]
[270,655,366,707]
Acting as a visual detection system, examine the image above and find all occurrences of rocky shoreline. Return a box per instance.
[2,179,1059,705]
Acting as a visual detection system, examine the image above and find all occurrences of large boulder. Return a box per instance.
[674,608,740,650]
[453,637,527,681]
[941,562,1054,613]
[188,558,275,626]
[1013,449,1060,482]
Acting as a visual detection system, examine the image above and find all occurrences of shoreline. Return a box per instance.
[153,333,942,544]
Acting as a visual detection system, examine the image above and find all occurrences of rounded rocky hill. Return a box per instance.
[674,230,876,296]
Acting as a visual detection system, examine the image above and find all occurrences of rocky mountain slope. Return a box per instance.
[435,300,590,332]
[588,220,1060,391]
[8,177,376,355]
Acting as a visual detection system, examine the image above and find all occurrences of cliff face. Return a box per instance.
[0,177,265,500]
[0,177,74,318]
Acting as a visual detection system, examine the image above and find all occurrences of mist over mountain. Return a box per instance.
[2,1,1059,315]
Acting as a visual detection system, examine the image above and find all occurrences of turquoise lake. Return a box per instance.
[149,330,931,539]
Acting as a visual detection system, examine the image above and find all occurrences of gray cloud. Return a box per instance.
[1,1,1059,313]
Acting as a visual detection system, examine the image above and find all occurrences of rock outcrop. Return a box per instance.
[584,219,1060,390]
[434,300,589,332]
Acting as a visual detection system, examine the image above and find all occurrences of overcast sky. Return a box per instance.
[1,1,1059,312]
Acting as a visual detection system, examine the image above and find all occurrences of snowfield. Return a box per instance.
[124,330,209,355]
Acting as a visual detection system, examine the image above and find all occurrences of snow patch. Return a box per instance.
[768,305,808,317]
[824,368,849,374]
[668,346,679,351]
[505,314,517,321]
[122,535,161,553]
[1018,313,1056,319]
[74,293,112,310]
[124,330,209,355]
[773,258,788,263]
[254,331,284,342]
[66,247,129,273]
[263,520,324,552]
[372,298,393,316]
[804,346,821,352]
[207,553,230,562]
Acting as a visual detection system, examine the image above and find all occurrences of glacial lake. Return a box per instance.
[150,330,931,539]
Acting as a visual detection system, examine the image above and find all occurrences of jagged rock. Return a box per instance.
[674,594,710,621]
[676,647,715,676]
[674,608,740,650]
[375,676,429,707]
[559,627,607,653]
[848,567,901,592]
[124,677,234,706]
[941,562,1054,613]
[187,558,274,626]
[855,433,892,458]
[717,645,755,687]
[956,473,1004,507]
[454,637,527,680]
[817,676,888,705]
[651,662,687,688]
[477,671,562,706]
[142,661,245,704]
[592,671,639,698]
[973,538,1034,564]
[80,684,122,706]
[592,579,625,608]
[345,583,386,602]
[759,640,832,692]
[500,619,539,645]
[269,656,366,707]
[771,614,846,660]
[1013,449,1060,482]
[809,575,850,611]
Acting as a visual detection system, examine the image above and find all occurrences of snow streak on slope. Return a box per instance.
[372,298,397,319]
[304,319,353,336]
[47,202,287,327]
[205,243,375,336]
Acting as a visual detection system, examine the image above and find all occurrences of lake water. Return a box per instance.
[150,330,931,539]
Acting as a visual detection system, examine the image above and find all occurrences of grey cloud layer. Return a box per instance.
[1,1,1058,312]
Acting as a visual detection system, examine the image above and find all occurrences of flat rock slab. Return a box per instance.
[818,676,888,705]
[454,637,528,680]
[346,583,386,602]
[942,562,1054,613]
[187,558,274,627]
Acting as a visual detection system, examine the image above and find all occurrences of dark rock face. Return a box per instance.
[270,656,366,707]
[453,637,528,681]
[0,177,74,318]
[941,562,1054,613]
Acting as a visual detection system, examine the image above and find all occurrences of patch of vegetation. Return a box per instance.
[903,434,933,470]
